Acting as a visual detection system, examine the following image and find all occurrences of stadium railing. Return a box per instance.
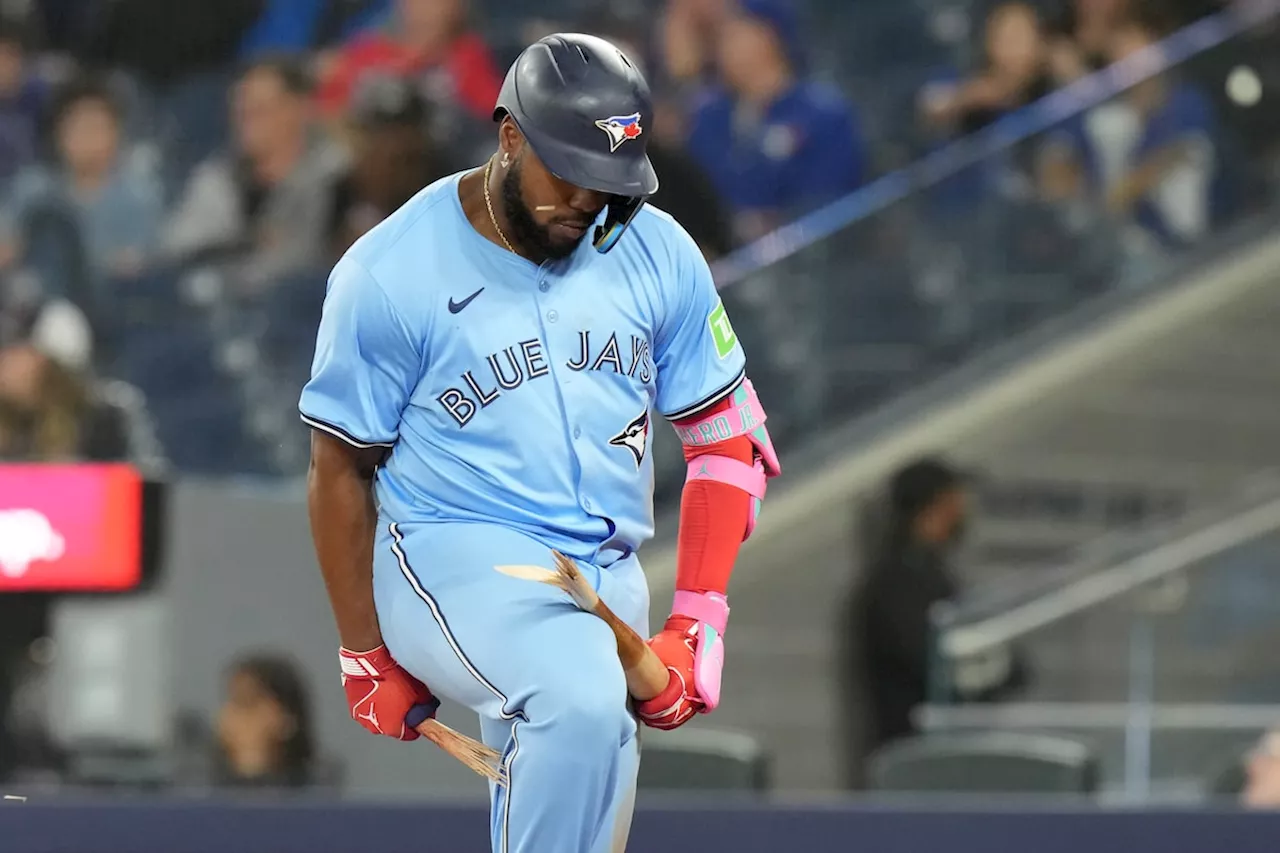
[924,475,1280,798]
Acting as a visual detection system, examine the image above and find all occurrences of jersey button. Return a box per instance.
[539,282,549,292]
[547,310,558,322]
[573,427,582,438]
[583,498,592,510]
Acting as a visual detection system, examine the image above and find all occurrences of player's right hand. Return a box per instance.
[634,616,705,731]
[339,645,439,741]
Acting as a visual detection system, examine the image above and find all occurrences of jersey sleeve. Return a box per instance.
[652,228,747,420]
[298,258,423,448]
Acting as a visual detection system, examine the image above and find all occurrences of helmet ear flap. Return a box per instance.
[594,221,624,253]
[593,195,646,253]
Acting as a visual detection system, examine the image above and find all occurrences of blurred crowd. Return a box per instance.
[0,0,1270,478]
[0,0,854,475]
[4,0,1280,809]
[0,0,1268,786]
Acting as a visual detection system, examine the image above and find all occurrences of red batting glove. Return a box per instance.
[339,645,439,741]
[634,617,704,731]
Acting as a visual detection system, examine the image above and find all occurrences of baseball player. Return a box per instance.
[300,33,780,853]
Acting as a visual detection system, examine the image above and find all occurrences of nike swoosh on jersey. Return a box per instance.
[448,288,485,313]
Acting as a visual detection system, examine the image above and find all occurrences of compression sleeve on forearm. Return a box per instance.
[672,395,754,596]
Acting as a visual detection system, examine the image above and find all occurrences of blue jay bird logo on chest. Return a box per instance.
[594,113,644,153]
[609,410,649,468]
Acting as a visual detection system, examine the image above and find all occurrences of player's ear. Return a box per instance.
[498,117,524,167]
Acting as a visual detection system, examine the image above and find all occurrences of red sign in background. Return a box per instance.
[0,463,143,591]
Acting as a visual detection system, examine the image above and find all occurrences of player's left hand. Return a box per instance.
[634,616,718,731]
[339,645,439,741]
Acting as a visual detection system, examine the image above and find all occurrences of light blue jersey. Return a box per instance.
[299,170,745,565]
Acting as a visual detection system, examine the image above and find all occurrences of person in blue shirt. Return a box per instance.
[1,79,164,294]
[918,1,1054,140]
[916,1,1057,215]
[683,0,866,243]
[1041,19,1218,251]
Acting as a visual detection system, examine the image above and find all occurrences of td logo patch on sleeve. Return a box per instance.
[707,301,737,359]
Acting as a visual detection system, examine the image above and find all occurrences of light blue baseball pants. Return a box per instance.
[372,519,650,853]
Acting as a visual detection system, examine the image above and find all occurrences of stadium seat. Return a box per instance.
[257,270,327,365]
[20,200,91,309]
[865,731,1100,794]
[109,324,220,398]
[637,727,771,793]
[148,383,250,474]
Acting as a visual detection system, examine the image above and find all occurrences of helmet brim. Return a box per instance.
[519,117,659,199]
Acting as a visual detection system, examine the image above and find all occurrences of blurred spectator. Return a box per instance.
[1044,18,1218,251]
[1243,729,1280,808]
[328,75,451,260]
[684,0,865,244]
[1048,0,1138,82]
[315,0,503,140]
[656,0,734,91]
[0,271,159,465]
[919,3,1054,139]
[238,0,393,58]
[0,342,112,461]
[0,20,47,191]
[587,15,735,259]
[1046,0,1215,84]
[0,608,52,783]
[0,269,93,372]
[0,637,62,782]
[1,78,163,287]
[160,56,347,295]
[213,654,317,790]
[838,457,1026,785]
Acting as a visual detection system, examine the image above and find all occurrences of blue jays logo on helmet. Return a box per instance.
[608,410,649,468]
[594,113,644,153]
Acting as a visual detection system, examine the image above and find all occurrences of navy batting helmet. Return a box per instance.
[494,33,659,253]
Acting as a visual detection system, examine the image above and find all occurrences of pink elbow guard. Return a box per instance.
[673,590,730,712]
[678,378,782,540]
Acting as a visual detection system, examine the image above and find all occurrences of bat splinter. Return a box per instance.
[495,552,670,701]
[415,718,508,786]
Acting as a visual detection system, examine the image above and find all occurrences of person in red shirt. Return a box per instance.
[316,0,502,125]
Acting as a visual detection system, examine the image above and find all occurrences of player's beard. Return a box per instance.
[501,155,591,262]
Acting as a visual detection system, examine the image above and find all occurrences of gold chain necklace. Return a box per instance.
[483,157,517,255]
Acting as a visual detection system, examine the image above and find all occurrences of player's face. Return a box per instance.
[500,146,608,262]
